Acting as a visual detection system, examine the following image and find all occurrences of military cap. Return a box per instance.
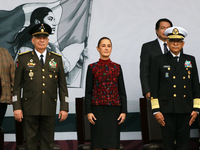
[164,27,187,39]
[29,23,52,36]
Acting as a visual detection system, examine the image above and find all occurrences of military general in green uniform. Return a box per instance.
[13,23,69,150]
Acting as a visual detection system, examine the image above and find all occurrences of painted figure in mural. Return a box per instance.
[12,7,89,85]
[13,23,69,150]
[85,37,127,150]
[0,47,15,128]
[150,27,200,150]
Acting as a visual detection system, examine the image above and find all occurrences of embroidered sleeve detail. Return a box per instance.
[193,98,200,109]
[151,97,160,110]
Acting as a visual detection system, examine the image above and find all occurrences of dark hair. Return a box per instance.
[97,37,112,47]
[155,18,173,30]
[12,7,52,53]
[30,7,52,25]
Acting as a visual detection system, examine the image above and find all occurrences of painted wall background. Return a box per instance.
[1,0,200,141]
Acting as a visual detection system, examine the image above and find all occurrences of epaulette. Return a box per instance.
[50,51,62,57]
[19,51,31,55]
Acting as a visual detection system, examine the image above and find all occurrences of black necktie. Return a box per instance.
[40,54,44,66]
[163,43,168,54]
[174,56,179,62]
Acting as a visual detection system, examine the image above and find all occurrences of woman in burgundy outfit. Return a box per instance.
[85,37,127,150]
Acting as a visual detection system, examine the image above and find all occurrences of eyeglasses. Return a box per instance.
[168,39,183,45]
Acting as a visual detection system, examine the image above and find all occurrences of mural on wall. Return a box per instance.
[0,0,93,87]
[3,0,200,143]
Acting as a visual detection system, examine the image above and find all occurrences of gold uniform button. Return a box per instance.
[42,69,45,72]
[55,99,57,101]
[25,98,27,100]
[184,85,186,88]
[183,76,185,79]
[173,85,176,88]
[183,95,186,97]
[42,91,45,94]
[43,83,45,86]
[174,94,176,97]
[173,76,176,79]
[42,76,45,79]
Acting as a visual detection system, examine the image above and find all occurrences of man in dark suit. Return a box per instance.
[139,18,173,145]
[140,18,173,98]
[13,23,69,150]
[150,27,200,150]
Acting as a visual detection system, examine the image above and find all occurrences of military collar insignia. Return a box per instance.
[49,58,57,68]
[184,60,192,68]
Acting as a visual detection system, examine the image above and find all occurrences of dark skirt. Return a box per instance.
[91,105,121,149]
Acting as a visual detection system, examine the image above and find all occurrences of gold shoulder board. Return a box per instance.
[50,52,62,57]
[19,51,31,55]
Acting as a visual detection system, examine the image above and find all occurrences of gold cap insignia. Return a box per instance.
[172,28,179,35]
[40,24,45,33]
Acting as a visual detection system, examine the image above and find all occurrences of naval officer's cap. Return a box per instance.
[164,27,187,39]
[29,23,52,36]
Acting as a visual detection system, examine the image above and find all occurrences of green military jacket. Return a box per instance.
[13,50,69,116]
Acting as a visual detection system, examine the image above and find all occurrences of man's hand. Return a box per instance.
[87,113,96,125]
[189,111,198,126]
[59,111,68,122]
[117,113,126,125]
[154,112,165,126]
[14,110,23,122]
[145,92,150,98]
